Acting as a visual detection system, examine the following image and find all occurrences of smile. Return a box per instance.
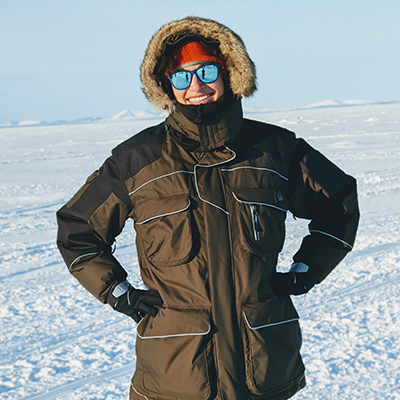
[188,94,212,104]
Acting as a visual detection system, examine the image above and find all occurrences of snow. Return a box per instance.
[302,99,376,108]
[1,101,400,399]
[0,110,165,129]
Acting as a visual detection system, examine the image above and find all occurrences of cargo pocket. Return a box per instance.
[133,308,211,400]
[233,188,288,255]
[242,296,305,396]
[134,193,193,267]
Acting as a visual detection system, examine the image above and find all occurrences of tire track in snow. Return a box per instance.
[299,276,400,319]
[19,364,135,400]
[0,315,134,363]
[0,260,61,282]
[0,200,64,215]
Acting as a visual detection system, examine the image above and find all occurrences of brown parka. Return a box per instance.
[57,17,359,400]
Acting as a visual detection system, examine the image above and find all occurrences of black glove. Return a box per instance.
[269,271,316,297]
[115,287,163,323]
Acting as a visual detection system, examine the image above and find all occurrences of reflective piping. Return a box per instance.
[137,322,211,340]
[194,146,237,215]
[136,199,191,225]
[232,192,288,213]
[129,170,194,196]
[243,311,299,330]
[131,384,149,400]
[68,251,100,271]
[296,372,306,393]
[309,229,353,249]
[221,166,288,181]
[194,166,229,214]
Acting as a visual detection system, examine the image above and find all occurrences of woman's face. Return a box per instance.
[171,64,225,106]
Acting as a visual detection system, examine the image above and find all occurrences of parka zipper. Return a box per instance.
[251,205,261,241]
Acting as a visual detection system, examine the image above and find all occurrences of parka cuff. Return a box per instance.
[106,280,131,308]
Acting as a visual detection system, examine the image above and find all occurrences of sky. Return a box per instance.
[1,0,399,122]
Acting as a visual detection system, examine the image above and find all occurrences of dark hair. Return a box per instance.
[154,36,225,98]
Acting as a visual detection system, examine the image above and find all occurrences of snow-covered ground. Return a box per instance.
[1,101,399,399]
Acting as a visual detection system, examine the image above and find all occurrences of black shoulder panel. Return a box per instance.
[112,121,166,180]
[233,118,297,162]
[241,118,295,144]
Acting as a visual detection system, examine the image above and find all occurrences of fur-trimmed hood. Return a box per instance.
[140,16,257,113]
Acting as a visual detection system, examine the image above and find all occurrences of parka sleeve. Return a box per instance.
[287,139,360,283]
[56,150,133,303]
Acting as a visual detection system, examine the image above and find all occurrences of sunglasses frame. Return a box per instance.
[168,63,221,90]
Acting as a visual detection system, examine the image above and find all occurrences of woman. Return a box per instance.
[57,16,359,400]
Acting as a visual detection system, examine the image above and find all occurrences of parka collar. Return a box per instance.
[166,98,243,152]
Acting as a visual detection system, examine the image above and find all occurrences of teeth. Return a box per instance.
[188,94,211,103]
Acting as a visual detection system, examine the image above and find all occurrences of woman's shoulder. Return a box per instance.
[242,118,295,138]
[110,121,167,179]
[240,118,297,152]
[113,121,167,155]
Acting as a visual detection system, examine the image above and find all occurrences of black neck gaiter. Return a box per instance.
[174,90,235,125]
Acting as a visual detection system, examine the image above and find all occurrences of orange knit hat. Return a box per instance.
[175,41,220,68]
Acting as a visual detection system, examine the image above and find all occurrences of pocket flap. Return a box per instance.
[233,187,288,211]
[137,308,211,339]
[135,193,190,225]
[242,297,299,330]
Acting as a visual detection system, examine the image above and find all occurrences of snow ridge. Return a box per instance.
[0,110,165,129]
[2,100,399,129]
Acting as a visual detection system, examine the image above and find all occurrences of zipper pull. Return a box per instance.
[251,205,261,241]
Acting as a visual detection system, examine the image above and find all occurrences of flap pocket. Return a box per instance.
[134,193,193,267]
[242,296,299,330]
[241,297,303,396]
[233,187,288,211]
[233,188,288,255]
[137,308,210,339]
[135,193,191,225]
[134,308,211,399]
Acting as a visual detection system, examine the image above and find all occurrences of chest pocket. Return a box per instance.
[233,188,288,255]
[134,193,193,267]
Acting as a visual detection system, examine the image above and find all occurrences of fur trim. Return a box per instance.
[140,16,257,112]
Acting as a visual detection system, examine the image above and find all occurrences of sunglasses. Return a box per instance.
[169,64,220,90]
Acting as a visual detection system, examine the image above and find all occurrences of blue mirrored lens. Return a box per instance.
[197,64,219,83]
[171,71,192,90]
[170,64,219,90]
